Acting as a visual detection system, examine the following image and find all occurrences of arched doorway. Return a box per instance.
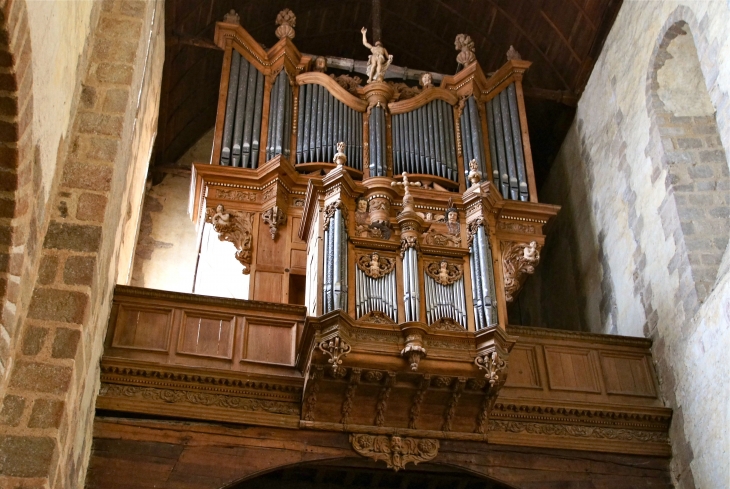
[225,459,516,489]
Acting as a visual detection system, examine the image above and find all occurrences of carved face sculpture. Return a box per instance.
[216,204,224,213]
[469,159,478,171]
[370,253,380,273]
[420,73,432,88]
[337,141,345,153]
[357,198,368,213]
[447,210,458,223]
[315,56,327,72]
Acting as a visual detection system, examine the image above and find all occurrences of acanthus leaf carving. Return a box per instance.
[430,317,464,332]
[331,74,362,95]
[399,236,419,258]
[323,200,348,232]
[356,252,396,279]
[359,310,395,324]
[425,261,463,286]
[262,205,286,240]
[318,336,351,375]
[466,218,484,248]
[205,205,254,274]
[474,350,508,387]
[502,241,541,302]
[350,434,439,472]
[488,420,669,443]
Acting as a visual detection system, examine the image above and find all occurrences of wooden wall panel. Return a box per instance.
[112,306,172,351]
[291,217,304,244]
[257,225,285,267]
[544,346,600,393]
[178,312,235,359]
[243,318,296,365]
[505,345,541,389]
[600,352,657,397]
[291,249,307,270]
[253,271,283,302]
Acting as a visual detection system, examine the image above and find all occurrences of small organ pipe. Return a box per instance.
[486,99,500,187]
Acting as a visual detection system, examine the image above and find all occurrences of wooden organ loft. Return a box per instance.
[97,9,672,477]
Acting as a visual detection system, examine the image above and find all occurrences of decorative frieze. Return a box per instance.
[350,434,439,471]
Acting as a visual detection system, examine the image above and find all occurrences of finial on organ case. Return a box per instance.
[275,9,296,40]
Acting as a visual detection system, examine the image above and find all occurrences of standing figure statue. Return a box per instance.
[361,27,393,83]
[333,141,347,167]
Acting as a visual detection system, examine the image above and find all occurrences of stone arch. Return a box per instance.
[0,0,35,380]
[646,12,730,312]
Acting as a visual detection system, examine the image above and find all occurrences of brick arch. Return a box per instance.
[0,0,35,381]
[645,10,730,312]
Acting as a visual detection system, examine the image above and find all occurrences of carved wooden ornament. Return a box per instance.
[262,205,286,240]
[425,261,463,286]
[399,236,418,258]
[474,351,507,387]
[318,336,351,374]
[323,200,347,232]
[356,253,395,279]
[350,434,439,471]
[502,241,541,302]
[205,205,254,274]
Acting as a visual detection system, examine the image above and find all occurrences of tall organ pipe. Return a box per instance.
[491,95,509,197]
[486,99,500,188]
[221,51,241,166]
[241,62,259,168]
[507,83,529,201]
[251,70,265,167]
[231,57,250,167]
[498,90,519,200]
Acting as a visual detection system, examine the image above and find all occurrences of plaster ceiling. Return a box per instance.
[154,0,622,188]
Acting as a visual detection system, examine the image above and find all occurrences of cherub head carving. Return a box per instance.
[419,72,433,89]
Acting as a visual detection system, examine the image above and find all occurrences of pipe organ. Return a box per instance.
[189,12,560,436]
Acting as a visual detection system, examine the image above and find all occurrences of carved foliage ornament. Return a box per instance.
[262,205,286,240]
[502,241,541,302]
[323,200,347,232]
[474,351,507,388]
[425,261,463,285]
[466,218,484,248]
[455,34,476,67]
[332,74,362,94]
[205,205,254,274]
[350,434,439,472]
[318,336,351,374]
[359,310,394,324]
[356,253,395,279]
[400,236,418,258]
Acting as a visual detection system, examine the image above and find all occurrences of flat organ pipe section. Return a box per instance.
[485,83,529,201]
[392,100,457,182]
[296,83,363,170]
[266,70,293,160]
[220,50,265,168]
[355,268,397,322]
[424,275,467,328]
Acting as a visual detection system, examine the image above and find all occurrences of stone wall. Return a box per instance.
[523,2,730,488]
[0,0,164,487]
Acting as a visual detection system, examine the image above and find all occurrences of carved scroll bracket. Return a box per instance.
[318,336,351,375]
[502,240,541,302]
[474,350,507,388]
[350,434,439,472]
[262,205,286,240]
[205,205,254,274]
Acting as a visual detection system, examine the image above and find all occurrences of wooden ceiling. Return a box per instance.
[155,0,622,188]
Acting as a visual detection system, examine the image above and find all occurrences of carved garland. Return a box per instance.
[425,261,463,286]
[262,205,286,240]
[502,241,541,302]
[350,434,439,472]
[205,205,254,274]
[356,253,396,279]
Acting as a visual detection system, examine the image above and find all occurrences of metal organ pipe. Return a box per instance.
[221,51,241,166]
[486,99,500,188]
[507,84,529,201]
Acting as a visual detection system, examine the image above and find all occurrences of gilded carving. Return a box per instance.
[425,260,463,286]
[349,434,439,472]
[216,189,256,201]
[262,205,286,240]
[356,252,395,279]
[318,336,351,374]
[205,205,254,274]
[98,384,298,416]
[502,241,541,302]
